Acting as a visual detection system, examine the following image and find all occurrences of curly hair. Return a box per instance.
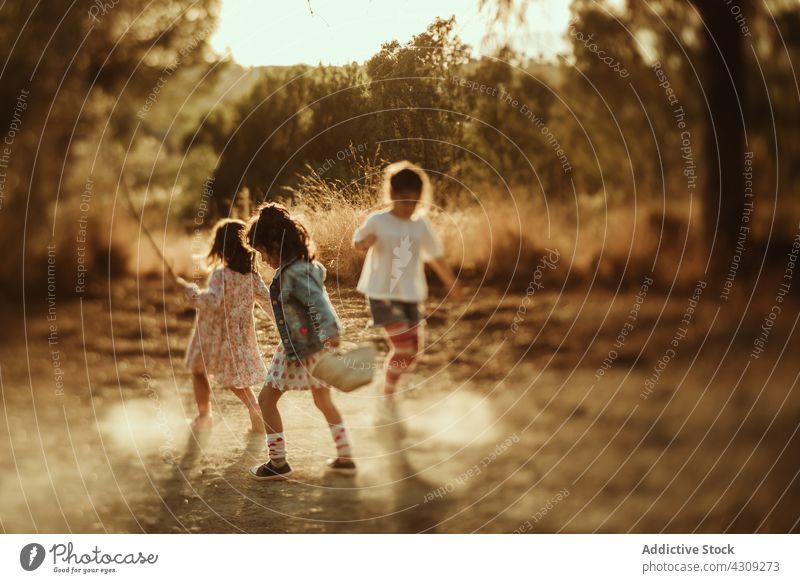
[207,219,255,274]
[244,202,315,264]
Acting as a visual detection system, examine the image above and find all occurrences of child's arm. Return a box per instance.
[252,272,272,313]
[421,216,461,299]
[353,233,376,252]
[352,215,376,251]
[185,269,224,309]
[426,258,462,300]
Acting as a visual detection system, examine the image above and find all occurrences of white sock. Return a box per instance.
[329,423,353,459]
[267,432,286,462]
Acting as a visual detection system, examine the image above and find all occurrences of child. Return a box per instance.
[244,202,355,480]
[352,161,459,397]
[182,219,269,434]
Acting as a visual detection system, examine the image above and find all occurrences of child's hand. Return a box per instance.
[184,284,200,302]
[175,276,191,288]
[354,233,377,251]
[427,258,460,300]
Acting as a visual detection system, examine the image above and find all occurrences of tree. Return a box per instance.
[692,0,751,276]
[194,63,371,213]
[485,0,761,277]
[0,1,220,290]
[366,16,471,172]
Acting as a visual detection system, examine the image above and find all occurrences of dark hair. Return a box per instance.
[245,202,314,264]
[390,167,423,195]
[381,161,431,213]
[207,219,255,274]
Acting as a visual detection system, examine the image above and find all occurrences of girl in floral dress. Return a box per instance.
[183,219,270,433]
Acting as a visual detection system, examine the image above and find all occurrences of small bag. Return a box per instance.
[311,343,377,392]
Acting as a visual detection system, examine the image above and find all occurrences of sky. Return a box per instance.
[210,0,575,67]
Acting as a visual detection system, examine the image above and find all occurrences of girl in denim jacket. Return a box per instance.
[244,203,355,480]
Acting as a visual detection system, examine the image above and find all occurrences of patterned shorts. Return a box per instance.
[264,344,330,392]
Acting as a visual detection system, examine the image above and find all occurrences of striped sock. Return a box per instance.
[384,368,402,395]
[329,423,352,459]
[267,432,286,461]
[383,324,420,395]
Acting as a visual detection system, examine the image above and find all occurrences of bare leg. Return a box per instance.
[192,372,212,414]
[190,372,213,431]
[312,386,343,425]
[230,387,265,433]
[258,385,284,434]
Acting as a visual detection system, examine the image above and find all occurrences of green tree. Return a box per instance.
[195,63,371,213]
[365,16,471,173]
[0,1,220,288]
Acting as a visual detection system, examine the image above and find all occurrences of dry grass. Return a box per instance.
[115,184,707,294]
[283,160,707,291]
[100,152,716,294]
[286,156,383,285]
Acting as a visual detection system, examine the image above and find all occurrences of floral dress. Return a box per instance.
[184,267,270,387]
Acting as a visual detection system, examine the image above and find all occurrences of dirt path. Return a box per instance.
[1,277,799,533]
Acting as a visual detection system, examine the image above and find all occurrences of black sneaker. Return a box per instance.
[249,460,293,481]
[326,458,357,475]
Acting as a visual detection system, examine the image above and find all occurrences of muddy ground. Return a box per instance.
[1,274,799,533]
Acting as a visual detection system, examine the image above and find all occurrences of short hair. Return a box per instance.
[390,167,423,194]
[381,160,432,213]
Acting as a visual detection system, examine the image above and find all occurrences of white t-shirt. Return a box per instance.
[353,210,444,302]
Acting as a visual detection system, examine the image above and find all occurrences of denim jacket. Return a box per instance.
[269,258,342,361]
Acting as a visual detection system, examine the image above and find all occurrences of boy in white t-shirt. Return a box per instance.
[353,161,460,397]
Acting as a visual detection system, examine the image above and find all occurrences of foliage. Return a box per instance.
[2,1,799,289]
[0,1,221,286]
[192,2,800,221]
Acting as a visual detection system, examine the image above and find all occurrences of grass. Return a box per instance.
[282,158,707,291]
[93,155,788,297]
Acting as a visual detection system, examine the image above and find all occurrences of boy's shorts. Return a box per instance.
[368,298,422,327]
